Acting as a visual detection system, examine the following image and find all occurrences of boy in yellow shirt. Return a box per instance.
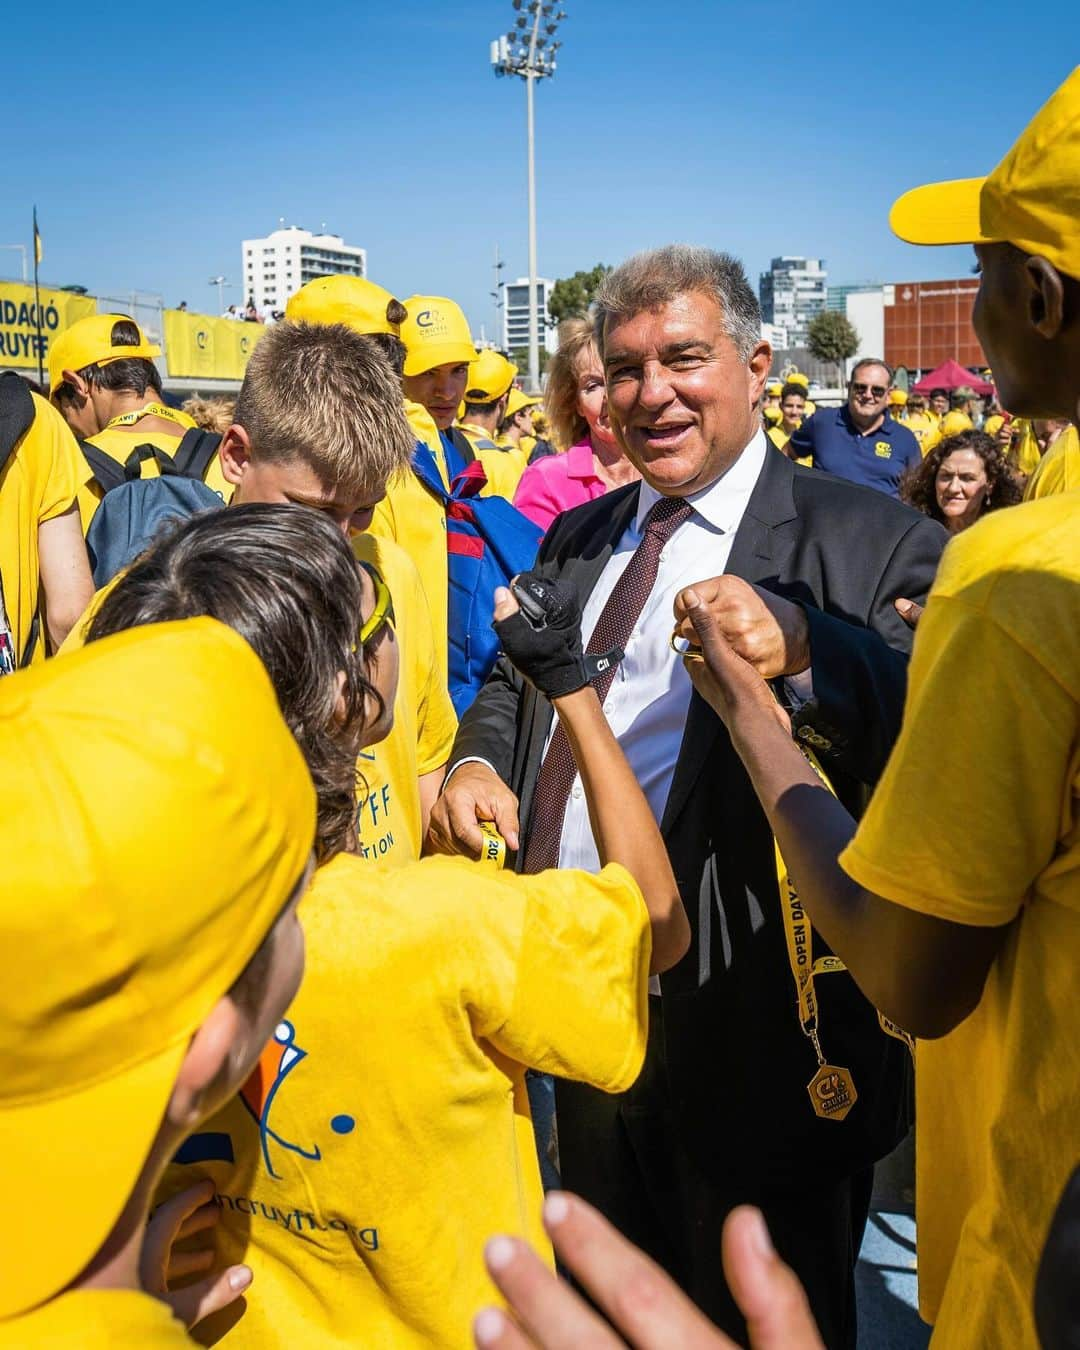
[0,377,92,665]
[673,66,1080,1350]
[91,504,689,1348]
[47,314,232,527]
[0,619,315,1347]
[456,349,531,498]
[64,318,452,867]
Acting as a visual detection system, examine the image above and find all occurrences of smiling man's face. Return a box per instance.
[602,291,770,495]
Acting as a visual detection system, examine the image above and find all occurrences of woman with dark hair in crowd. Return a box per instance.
[90,502,687,1349]
[901,429,1023,534]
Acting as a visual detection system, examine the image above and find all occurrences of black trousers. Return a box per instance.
[556,1002,874,1350]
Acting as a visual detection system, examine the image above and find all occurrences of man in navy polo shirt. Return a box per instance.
[790,358,922,496]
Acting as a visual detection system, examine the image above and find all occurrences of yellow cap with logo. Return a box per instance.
[786,372,810,389]
[765,380,783,397]
[465,349,518,404]
[888,389,908,406]
[47,313,162,393]
[890,66,1080,279]
[506,387,540,418]
[0,618,315,1319]
[285,275,403,336]
[400,295,478,376]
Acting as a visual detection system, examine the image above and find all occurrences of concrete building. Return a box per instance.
[761,321,788,350]
[759,257,827,348]
[884,278,986,374]
[241,226,366,317]
[502,276,558,357]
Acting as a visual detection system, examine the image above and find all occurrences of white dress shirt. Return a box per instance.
[554,430,769,875]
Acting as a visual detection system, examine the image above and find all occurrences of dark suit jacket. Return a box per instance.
[452,447,946,1186]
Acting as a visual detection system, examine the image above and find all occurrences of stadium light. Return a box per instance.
[489,2,567,392]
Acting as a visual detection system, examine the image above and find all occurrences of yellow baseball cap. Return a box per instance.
[285,275,403,336]
[786,372,810,389]
[765,381,783,397]
[400,295,478,376]
[940,410,975,437]
[763,405,783,423]
[465,349,518,403]
[889,389,908,406]
[506,387,540,418]
[47,313,161,392]
[890,67,1080,279]
[0,618,315,1319]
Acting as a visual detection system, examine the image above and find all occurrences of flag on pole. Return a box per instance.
[32,207,44,386]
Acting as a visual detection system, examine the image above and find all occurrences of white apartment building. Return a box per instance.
[502,276,558,357]
[240,225,367,316]
[759,257,828,348]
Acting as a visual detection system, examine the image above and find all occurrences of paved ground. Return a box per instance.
[857,1132,930,1348]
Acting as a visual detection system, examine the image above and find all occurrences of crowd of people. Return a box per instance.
[0,63,1077,1350]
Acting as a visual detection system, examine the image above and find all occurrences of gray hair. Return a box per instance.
[593,245,762,360]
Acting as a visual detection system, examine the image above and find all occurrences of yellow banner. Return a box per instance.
[162,310,267,381]
[0,282,96,371]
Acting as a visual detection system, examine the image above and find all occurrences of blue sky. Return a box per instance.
[4,3,1078,335]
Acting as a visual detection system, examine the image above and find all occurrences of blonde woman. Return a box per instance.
[512,317,639,532]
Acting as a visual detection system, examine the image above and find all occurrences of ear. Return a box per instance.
[747,341,773,403]
[1025,256,1066,340]
[218,424,254,486]
[165,997,241,1132]
[61,370,90,400]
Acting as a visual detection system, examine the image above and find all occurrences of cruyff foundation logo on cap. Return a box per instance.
[415,308,451,338]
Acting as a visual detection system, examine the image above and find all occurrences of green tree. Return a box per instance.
[547,264,612,327]
[806,311,860,389]
[510,347,550,376]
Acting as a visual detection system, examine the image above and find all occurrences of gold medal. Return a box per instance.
[807,1063,858,1122]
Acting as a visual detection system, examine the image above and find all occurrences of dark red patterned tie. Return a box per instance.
[521,495,694,873]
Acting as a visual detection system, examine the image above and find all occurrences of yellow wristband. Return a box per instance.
[477,820,507,868]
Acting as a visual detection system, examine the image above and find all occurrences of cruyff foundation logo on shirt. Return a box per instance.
[241,1019,327,1179]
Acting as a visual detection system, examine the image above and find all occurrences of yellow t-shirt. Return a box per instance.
[351,532,457,865]
[1010,419,1044,478]
[903,411,939,456]
[77,407,230,531]
[1024,423,1080,501]
[0,393,82,664]
[162,854,650,1349]
[840,495,1080,1349]
[370,402,520,684]
[0,1289,194,1346]
[457,422,530,500]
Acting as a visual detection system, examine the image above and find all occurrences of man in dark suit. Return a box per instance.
[429,245,945,1347]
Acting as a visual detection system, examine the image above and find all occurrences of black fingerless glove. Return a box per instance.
[493,571,623,700]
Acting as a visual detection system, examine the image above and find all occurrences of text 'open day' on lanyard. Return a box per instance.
[105,402,187,431]
[778,738,914,1122]
[672,631,913,1122]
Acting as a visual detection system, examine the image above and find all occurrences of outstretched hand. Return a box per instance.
[671,576,810,679]
[141,1180,251,1330]
[472,1191,823,1349]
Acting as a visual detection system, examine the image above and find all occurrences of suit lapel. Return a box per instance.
[662,449,800,835]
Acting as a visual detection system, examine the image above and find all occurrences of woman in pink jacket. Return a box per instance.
[512,317,640,533]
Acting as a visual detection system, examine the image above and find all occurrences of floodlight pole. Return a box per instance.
[525,65,539,391]
[491,4,566,393]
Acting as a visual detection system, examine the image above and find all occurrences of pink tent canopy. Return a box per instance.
[912,359,994,396]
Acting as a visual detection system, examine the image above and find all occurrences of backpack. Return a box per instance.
[411,438,543,717]
[0,372,38,674]
[81,428,226,587]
